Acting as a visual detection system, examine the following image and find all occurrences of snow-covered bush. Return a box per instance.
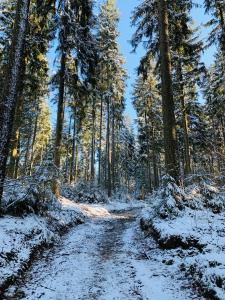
[61,181,108,204]
[140,175,186,234]
[157,175,186,218]
[142,175,186,221]
[2,161,60,215]
[185,176,225,213]
[110,188,134,203]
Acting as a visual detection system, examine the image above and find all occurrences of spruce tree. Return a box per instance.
[0,0,30,204]
[97,0,126,196]
[132,0,179,182]
[133,64,162,193]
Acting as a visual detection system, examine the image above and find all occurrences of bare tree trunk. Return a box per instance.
[8,126,20,178]
[148,159,152,192]
[158,0,179,182]
[74,143,78,182]
[8,55,26,178]
[0,0,30,205]
[111,104,115,191]
[177,62,191,176]
[70,110,77,183]
[53,51,66,196]
[217,2,225,53]
[98,95,103,185]
[29,114,38,175]
[152,128,159,188]
[65,115,72,181]
[90,97,96,181]
[14,135,21,179]
[86,147,91,181]
[24,130,32,174]
[106,98,112,197]
[158,153,162,185]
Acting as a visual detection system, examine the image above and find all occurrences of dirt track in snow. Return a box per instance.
[5,207,202,300]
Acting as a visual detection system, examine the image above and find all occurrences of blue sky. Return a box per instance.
[116,0,145,121]
[115,0,216,121]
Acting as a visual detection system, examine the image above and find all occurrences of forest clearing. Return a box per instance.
[0,0,225,299]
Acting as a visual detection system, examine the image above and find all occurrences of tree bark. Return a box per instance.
[24,129,32,174]
[0,0,30,204]
[106,98,112,197]
[158,0,179,182]
[70,110,77,183]
[29,114,38,175]
[14,135,21,179]
[7,55,26,178]
[177,62,191,176]
[111,104,115,191]
[98,95,103,186]
[151,128,159,188]
[53,50,66,197]
[65,115,72,181]
[90,97,96,181]
[216,2,225,53]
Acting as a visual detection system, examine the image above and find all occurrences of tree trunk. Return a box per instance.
[90,97,96,181]
[24,130,32,174]
[111,104,115,191]
[217,2,225,53]
[14,135,21,179]
[106,98,112,197]
[8,126,20,178]
[74,143,78,182]
[53,51,66,197]
[7,55,26,178]
[65,115,72,181]
[177,62,191,176]
[158,0,179,182]
[152,128,159,188]
[70,111,77,183]
[0,0,30,205]
[98,95,103,186]
[29,114,38,175]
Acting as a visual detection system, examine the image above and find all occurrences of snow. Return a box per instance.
[2,179,225,299]
[0,196,144,295]
[0,215,54,289]
[58,196,111,218]
[0,197,86,292]
[105,199,147,211]
[140,181,225,299]
[150,207,225,297]
[4,203,198,300]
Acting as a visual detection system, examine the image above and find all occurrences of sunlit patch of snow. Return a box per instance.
[59,197,111,218]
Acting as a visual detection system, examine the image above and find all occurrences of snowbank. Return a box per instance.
[0,197,86,295]
[140,177,225,299]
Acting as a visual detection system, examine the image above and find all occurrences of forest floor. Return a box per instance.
[4,202,202,300]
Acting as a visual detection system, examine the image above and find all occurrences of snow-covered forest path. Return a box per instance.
[7,205,201,300]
